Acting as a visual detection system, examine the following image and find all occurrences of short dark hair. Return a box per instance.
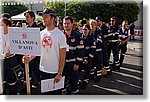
[63,16,73,24]
[1,18,12,26]
[81,20,87,25]
[1,13,11,19]
[84,24,91,30]
[24,10,35,21]
[110,16,117,21]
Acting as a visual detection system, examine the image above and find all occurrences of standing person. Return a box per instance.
[23,8,67,95]
[0,18,18,95]
[80,24,96,89]
[72,17,79,32]
[118,20,131,70]
[63,16,84,95]
[107,16,120,72]
[23,10,41,94]
[89,19,103,82]
[79,20,87,33]
[95,16,110,76]
[1,13,13,25]
[129,23,135,40]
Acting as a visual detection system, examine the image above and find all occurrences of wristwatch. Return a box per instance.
[57,72,62,76]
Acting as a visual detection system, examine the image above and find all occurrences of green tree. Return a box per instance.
[2,2,28,16]
[44,1,140,24]
[44,1,65,17]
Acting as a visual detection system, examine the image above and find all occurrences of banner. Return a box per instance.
[8,27,41,56]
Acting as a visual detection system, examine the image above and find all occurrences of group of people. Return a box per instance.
[0,8,132,95]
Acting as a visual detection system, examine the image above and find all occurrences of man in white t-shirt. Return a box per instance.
[23,8,67,95]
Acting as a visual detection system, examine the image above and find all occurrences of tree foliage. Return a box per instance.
[2,3,28,16]
[44,1,140,24]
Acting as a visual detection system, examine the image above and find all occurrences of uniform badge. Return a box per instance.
[71,38,75,42]
[108,30,110,33]
[80,40,84,45]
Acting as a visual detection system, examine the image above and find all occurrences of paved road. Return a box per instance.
[80,40,143,95]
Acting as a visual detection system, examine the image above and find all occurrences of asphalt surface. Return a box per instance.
[79,40,143,95]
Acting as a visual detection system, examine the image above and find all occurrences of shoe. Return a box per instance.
[94,76,101,83]
[81,81,88,89]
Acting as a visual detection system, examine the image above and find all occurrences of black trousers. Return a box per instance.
[94,51,103,78]
[63,62,79,94]
[3,55,20,95]
[102,40,109,67]
[80,59,92,83]
[108,42,119,66]
[118,43,127,66]
[40,71,62,95]
[15,55,40,94]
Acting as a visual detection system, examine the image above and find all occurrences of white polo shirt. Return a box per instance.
[40,28,67,73]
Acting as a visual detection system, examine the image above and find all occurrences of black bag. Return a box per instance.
[4,55,24,84]
[12,64,24,80]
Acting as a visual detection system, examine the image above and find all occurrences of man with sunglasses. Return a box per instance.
[107,16,120,72]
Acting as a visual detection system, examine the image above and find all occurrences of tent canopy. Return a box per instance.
[11,12,42,20]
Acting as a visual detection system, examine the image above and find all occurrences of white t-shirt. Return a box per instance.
[40,28,67,73]
[3,34,10,54]
[0,34,10,59]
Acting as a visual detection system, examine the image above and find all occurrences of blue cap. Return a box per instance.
[39,8,56,17]
[95,16,102,21]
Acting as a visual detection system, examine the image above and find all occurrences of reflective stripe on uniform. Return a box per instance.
[97,70,102,73]
[83,79,89,83]
[90,72,94,75]
[97,73,102,76]
[108,40,118,42]
[66,58,76,62]
[89,54,94,58]
[121,53,126,56]
[96,48,102,52]
[69,46,76,50]
[107,69,111,71]
[97,39,102,42]
[115,63,120,66]
[76,45,84,49]
[72,89,79,94]
[91,46,96,48]
[77,57,83,61]
[115,61,120,66]
[85,46,90,50]
[115,61,120,63]
[84,57,88,59]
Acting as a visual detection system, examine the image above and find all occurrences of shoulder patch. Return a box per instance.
[80,40,84,45]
